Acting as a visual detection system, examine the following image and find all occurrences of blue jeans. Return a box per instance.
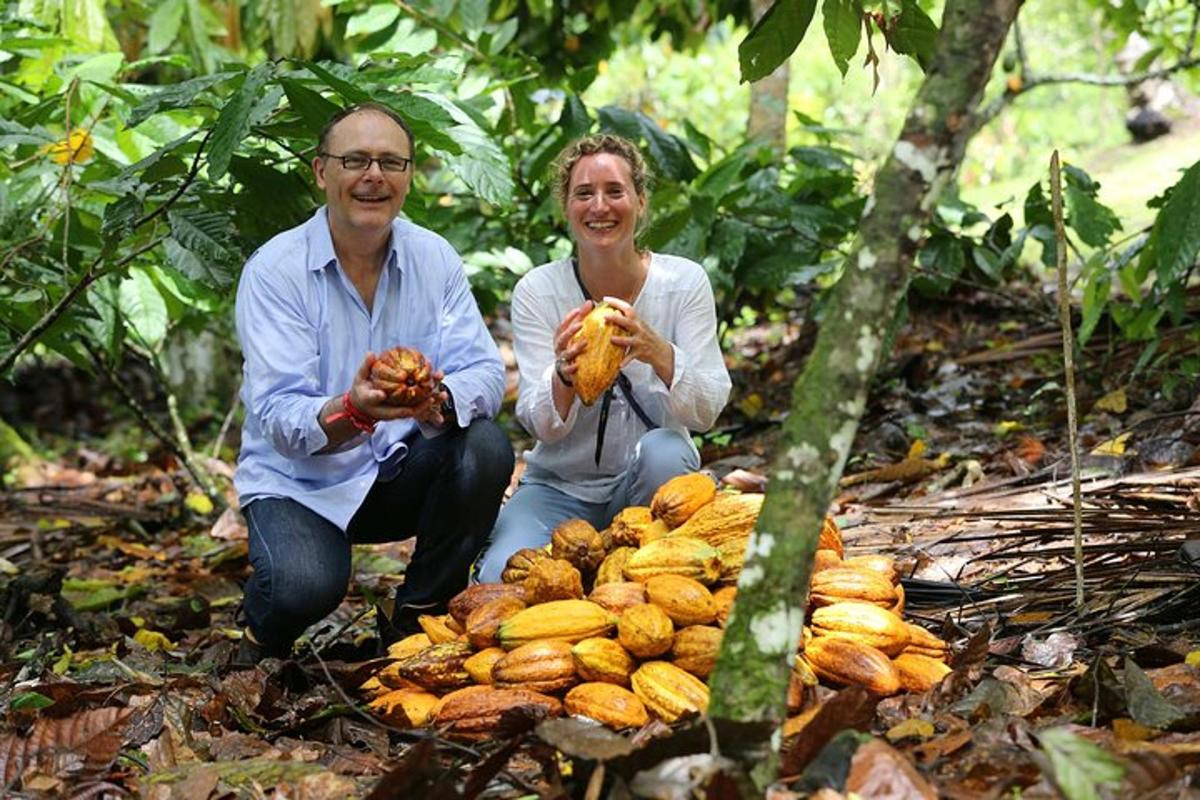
[474,428,698,584]
[241,419,513,654]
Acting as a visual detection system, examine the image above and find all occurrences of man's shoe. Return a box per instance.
[230,628,290,667]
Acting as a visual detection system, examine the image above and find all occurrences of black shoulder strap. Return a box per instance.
[571,259,658,465]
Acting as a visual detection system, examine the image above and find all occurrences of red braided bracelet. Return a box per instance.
[324,391,377,434]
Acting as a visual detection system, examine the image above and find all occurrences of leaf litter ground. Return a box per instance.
[1,288,1198,798]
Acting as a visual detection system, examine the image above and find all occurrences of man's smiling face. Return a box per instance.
[313,110,413,239]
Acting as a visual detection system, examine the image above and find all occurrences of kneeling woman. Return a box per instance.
[474,134,731,583]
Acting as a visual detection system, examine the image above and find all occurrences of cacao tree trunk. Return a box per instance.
[746,0,790,151]
[708,0,1021,787]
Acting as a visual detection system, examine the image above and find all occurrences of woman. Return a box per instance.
[474,134,731,583]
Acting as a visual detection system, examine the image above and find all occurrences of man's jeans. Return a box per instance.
[241,418,513,654]
[474,428,699,584]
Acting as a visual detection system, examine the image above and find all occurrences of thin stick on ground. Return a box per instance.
[1049,148,1085,607]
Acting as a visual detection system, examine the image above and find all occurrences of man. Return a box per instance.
[233,103,512,662]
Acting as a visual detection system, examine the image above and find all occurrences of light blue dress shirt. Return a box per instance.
[233,207,506,530]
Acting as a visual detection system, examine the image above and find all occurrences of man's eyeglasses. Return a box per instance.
[320,152,412,173]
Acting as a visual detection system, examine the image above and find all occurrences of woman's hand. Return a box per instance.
[603,296,674,383]
[552,300,594,386]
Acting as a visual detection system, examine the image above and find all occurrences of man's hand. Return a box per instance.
[350,353,446,424]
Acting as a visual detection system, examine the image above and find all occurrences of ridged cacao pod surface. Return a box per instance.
[809,567,898,608]
[588,581,647,614]
[650,473,717,528]
[492,639,579,693]
[630,661,710,722]
[501,548,552,584]
[623,537,721,584]
[570,303,626,405]
[670,625,723,678]
[892,653,952,692]
[550,519,606,573]
[497,599,616,649]
[392,641,474,691]
[571,637,637,685]
[804,637,900,696]
[565,682,649,729]
[465,596,527,650]
[618,602,675,659]
[433,685,562,740]
[810,601,911,657]
[644,575,717,626]
[522,558,584,604]
[669,492,764,546]
[370,346,438,406]
[449,583,526,624]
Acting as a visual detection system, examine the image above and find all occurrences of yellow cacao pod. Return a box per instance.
[644,575,717,626]
[465,596,527,650]
[893,653,952,692]
[715,535,749,583]
[804,637,900,696]
[386,632,433,661]
[565,682,649,730]
[391,641,474,691]
[905,623,949,655]
[712,586,737,627]
[522,558,584,604]
[618,602,675,659]
[813,549,843,573]
[368,688,440,728]
[433,685,562,740]
[631,661,710,723]
[609,506,653,547]
[623,537,721,584]
[570,302,625,405]
[497,599,616,649]
[418,614,463,645]
[650,473,717,528]
[670,625,723,678]
[669,492,764,546]
[571,637,637,686]
[637,519,672,546]
[809,567,898,608]
[464,646,506,685]
[492,639,579,694]
[595,547,637,586]
[810,601,911,657]
[550,519,606,573]
[588,581,647,615]
[844,554,899,585]
[820,516,844,557]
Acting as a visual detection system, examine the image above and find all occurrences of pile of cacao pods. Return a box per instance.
[359,473,951,739]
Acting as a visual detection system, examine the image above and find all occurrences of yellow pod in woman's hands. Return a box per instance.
[570,302,626,405]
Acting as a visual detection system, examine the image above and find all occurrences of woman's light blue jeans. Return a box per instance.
[474,428,699,583]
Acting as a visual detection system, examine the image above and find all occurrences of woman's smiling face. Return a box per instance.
[565,152,646,252]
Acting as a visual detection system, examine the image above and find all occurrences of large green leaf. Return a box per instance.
[305,61,372,104]
[738,0,819,84]
[823,0,861,76]
[281,79,341,138]
[375,91,461,153]
[166,209,241,289]
[596,106,698,182]
[1064,165,1120,248]
[418,93,513,207]
[1038,727,1125,800]
[1153,159,1200,284]
[889,0,939,71]
[119,267,169,351]
[208,63,276,181]
[346,4,401,38]
[147,0,185,54]
[126,72,235,128]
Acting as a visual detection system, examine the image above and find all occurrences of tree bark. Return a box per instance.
[708,0,1021,787]
[746,0,790,151]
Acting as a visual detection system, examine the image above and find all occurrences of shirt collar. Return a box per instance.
[305,206,405,275]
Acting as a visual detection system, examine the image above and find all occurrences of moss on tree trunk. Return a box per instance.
[708,0,1021,787]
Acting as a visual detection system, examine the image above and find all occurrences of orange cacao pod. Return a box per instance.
[819,516,844,557]
[844,554,899,585]
[810,601,911,657]
[418,614,462,644]
[630,661,710,723]
[370,346,438,407]
[650,473,717,528]
[644,575,717,626]
[712,586,737,627]
[809,567,898,608]
[492,639,578,694]
[522,558,584,604]
[565,682,649,729]
[550,519,606,573]
[433,685,562,740]
[588,581,647,615]
[804,637,900,696]
[465,596,527,650]
[570,303,626,405]
[893,652,952,692]
[904,623,948,656]
[670,625,723,678]
[609,506,654,547]
[571,637,637,686]
[669,492,764,546]
[449,583,527,624]
[618,602,675,659]
[813,549,843,573]
[368,688,440,728]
